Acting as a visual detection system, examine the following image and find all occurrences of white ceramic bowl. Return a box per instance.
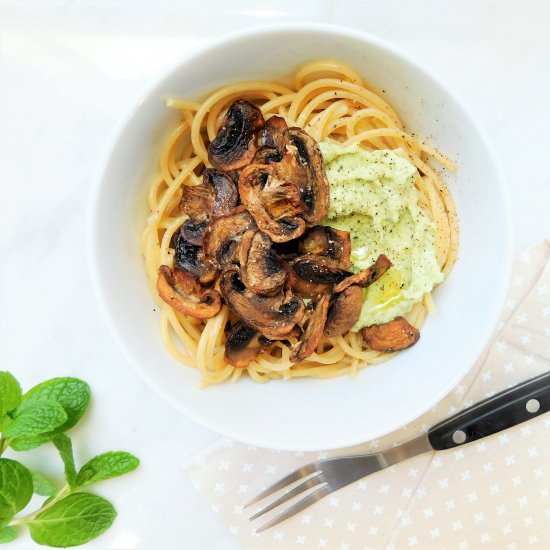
[88,23,511,451]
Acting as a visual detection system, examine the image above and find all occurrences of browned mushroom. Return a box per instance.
[290,254,352,298]
[252,146,281,164]
[290,294,330,363]
[262,324,302,342]
[260,115,288,155]
[324,285,364,338]
[173,229,217,284]
[333,254,392,293]
[291,278,331,299]
[225,322,272,368]
[238,163,306,242]
[207,100,264,170]
[289,262,330,298]
[219,267,304,337]
[298,226,351,268]
[203,206,257,267]
[279,259,297,291]
[276,127,329,225]
[272,239,301,261]
[179,182,211,221]
[239,230,286,296]
[179,169,238,245]
[291,254,351,285]
[178,219,208,246]
[262,176,306,220]
[252,116,296,172]
[157,265,221,319]
[361,316,420,352]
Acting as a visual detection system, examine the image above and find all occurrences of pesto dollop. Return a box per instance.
[320,142,443,329]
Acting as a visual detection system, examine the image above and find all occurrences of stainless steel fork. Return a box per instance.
[245,370,550,532]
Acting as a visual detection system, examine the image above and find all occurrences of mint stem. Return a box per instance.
[8,484,71,526]
[0,436,7,456]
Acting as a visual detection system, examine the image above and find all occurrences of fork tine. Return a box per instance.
[243,462,319,508]
[254,484,331,533]
[249,472,323,521]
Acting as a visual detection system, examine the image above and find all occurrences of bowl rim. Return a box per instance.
[87,22,513,450]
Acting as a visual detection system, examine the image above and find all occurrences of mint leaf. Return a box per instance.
[0,372,21,416]
[52,434,77,487]
[0,459,33,527]
[76,451,139,488]
[28,493,116,547]
[0,526,17,544]
[31,471,57,497]
[21,378,90,433]
[9,433,51,452]
[10,378,90,450]
[4,401,67,440]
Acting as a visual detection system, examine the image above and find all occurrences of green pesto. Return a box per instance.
[320,142,443,329]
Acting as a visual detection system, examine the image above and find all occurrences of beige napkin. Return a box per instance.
[186,241,550,549]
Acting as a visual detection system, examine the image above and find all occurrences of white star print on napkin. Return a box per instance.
[186,241,550,549]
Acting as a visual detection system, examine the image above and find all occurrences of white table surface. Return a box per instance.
[1,1,549,548]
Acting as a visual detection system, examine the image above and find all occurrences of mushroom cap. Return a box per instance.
[179,219,208,246]
[361,316,420,352]
[173,229,217,284]
[253,146,282,164]
[179,183,211,223]
[219,266,304,337]
[298,226,351,269]
[284,127,330,225]
[203,206,257,267]
[157,266,221,319]
[225,322,272,368]
[239,230,287,296]
[291,254,351,285]
[260,115,288,154]
[333,254,392,293]
[208,100,265,170]
[324,285,364,338]
[179,169,238,245]
[238,163,306,243]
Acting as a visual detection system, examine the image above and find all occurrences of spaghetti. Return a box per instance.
[140,60,459,386]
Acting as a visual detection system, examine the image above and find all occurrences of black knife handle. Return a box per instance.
[428,371,550,450]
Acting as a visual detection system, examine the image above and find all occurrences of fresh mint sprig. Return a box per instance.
[0,371,139,547]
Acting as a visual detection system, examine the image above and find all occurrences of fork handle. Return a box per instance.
[428,371,550,450]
